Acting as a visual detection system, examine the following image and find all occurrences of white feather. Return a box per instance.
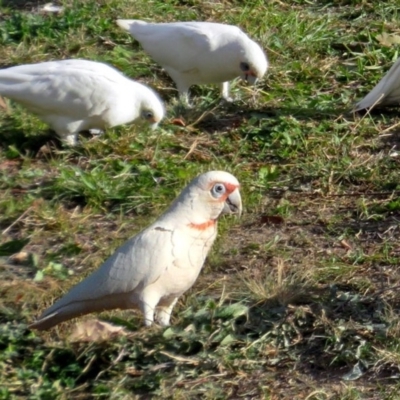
[0,59,164,145]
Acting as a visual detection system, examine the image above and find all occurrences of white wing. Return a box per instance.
[0,60,126,117]
[117,20,242,73]
[355,57,400,110]
[30,225,177,328]
[48,228,172,306]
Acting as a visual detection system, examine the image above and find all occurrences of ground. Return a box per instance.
[1,0,400,399]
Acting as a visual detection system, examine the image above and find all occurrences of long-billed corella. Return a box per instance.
[30,170,242,330]
[0,59,165,145]
[117,20,268,105]
[354,57,400,111]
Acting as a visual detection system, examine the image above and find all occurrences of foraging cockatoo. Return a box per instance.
[116,20,268,105]
[0,59,164,145]
[354,57,400,111]
[30,171,242,330]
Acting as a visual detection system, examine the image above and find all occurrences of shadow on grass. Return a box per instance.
[378,127,400,150]
[1,0,50,10]
[240,281,397,382]
[353,107,400,119]
[339,213,400,234]
[193,103,350,135]
[0,115,61,155]
[0,277,398,397]
[319,199,400,243]
[254,105,349,120]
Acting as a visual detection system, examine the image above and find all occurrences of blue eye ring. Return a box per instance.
[211,183,226,198]
[142,110,154,120]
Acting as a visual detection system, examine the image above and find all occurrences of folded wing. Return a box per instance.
[29,228,171,330]
[117,20,222,73]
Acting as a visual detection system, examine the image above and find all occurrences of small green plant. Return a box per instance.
[34,261,73,282]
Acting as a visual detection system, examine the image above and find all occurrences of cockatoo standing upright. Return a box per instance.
[117,20,268,105]
[30,171,242,330]
[0,59,164,145]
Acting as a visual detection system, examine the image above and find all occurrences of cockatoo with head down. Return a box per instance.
[0,59,164,146]
[116,20,268,105]
[30,171,242,330]
[354,57,400,111]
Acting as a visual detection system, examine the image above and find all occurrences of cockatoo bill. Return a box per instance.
[223,189,242,216]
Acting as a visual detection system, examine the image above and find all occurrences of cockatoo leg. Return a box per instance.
[175,81,192,108]
[156,297,178,326]
[89,129,104,136]
[178,91,192,108]
[220,81,233,102]
[139,292,162,327]
[60,133,79,146]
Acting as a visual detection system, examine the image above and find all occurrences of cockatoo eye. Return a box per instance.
[211,183,226,198]
[142,110,154,120]
[240,62,250,72]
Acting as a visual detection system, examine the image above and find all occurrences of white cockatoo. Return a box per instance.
[355,57,400,111]
[0,59,165,145]
[30,171,242,330]
[116,20,268,105]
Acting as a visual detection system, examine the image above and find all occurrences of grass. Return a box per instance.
[1,0,400,398]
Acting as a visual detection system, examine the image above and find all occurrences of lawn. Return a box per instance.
[1,0,400,398]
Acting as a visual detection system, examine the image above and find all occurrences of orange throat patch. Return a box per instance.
[188,219,216,231]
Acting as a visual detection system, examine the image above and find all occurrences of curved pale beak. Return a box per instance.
[149,118,160,130]
[241,68,259,85]
[223,188,242,217]
[246,75,258,85]
[244,72,258,85]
